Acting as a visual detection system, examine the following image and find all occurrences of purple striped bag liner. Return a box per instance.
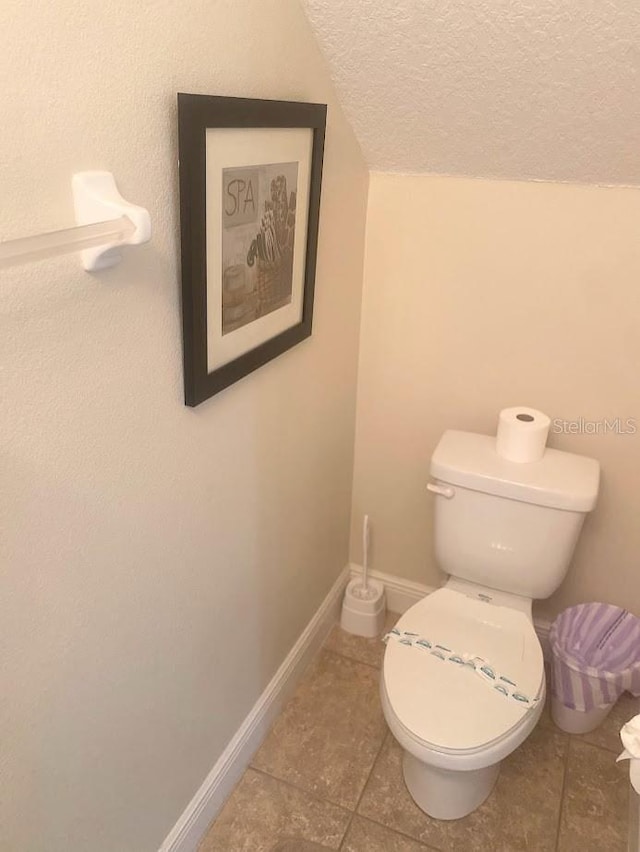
[549,603,640,712]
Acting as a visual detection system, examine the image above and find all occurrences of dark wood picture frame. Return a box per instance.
[178,93,327,406]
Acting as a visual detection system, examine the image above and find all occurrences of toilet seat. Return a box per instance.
[382,588,544,758]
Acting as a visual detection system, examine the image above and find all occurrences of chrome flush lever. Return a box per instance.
[426,482,455,499]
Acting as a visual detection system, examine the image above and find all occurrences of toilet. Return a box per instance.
[381,429,600,820]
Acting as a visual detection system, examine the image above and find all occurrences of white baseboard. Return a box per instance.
[348,562,552,656]
[159,565,350,852]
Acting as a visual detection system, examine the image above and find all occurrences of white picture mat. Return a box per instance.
[206,127,313,372]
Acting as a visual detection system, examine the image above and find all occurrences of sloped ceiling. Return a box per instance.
[302,0,640,185]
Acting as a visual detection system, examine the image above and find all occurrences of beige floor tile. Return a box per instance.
[341,815,436,851]
[358,724,567,851]
[576,691,640,753]
[557,740,628,852]
[323,611,399,669]
[251,650,387,809]
[198,769,349,852]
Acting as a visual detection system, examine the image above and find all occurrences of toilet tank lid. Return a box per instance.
[430,430,600,512]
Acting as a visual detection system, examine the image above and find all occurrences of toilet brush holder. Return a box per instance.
[340,577,386,638]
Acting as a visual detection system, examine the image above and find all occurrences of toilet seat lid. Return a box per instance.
[383,588,544,752]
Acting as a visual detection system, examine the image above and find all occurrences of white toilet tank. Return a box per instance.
[429,430,600,600]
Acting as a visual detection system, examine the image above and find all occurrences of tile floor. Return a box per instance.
[199,613,637,851]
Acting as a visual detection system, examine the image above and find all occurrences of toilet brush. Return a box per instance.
[340,514,386,637]
[352,515,375,601]
[363,514,370,594]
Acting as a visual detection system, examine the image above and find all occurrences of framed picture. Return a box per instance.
[178,93,327,406]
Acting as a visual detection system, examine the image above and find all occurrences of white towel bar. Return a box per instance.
[0,171,151,272]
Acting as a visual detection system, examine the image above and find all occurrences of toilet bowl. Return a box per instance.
[386,428,599,820]
[381,584,545,819]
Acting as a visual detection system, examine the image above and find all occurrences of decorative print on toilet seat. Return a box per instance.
[384,629,540,709]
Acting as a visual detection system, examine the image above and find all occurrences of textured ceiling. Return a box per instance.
[302,0,640,185]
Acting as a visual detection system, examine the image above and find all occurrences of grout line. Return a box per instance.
[338,729,390,850]
[573,736,621,756]
[354,810,445,852]
[324,627,394,847]
[554,734,572,851]
[324,647,383,671]
[243,632,390,848]
[249,765,353,817]
[327,628,445,849]
[338,729,445,852]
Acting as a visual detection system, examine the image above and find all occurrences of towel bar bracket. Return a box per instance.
[0,171,151,272]
[72,171,151,271]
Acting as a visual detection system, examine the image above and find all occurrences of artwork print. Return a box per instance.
[221,162,298,335]
[178,93,326,405]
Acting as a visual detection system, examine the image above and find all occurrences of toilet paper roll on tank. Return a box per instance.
[495,407,551,463]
